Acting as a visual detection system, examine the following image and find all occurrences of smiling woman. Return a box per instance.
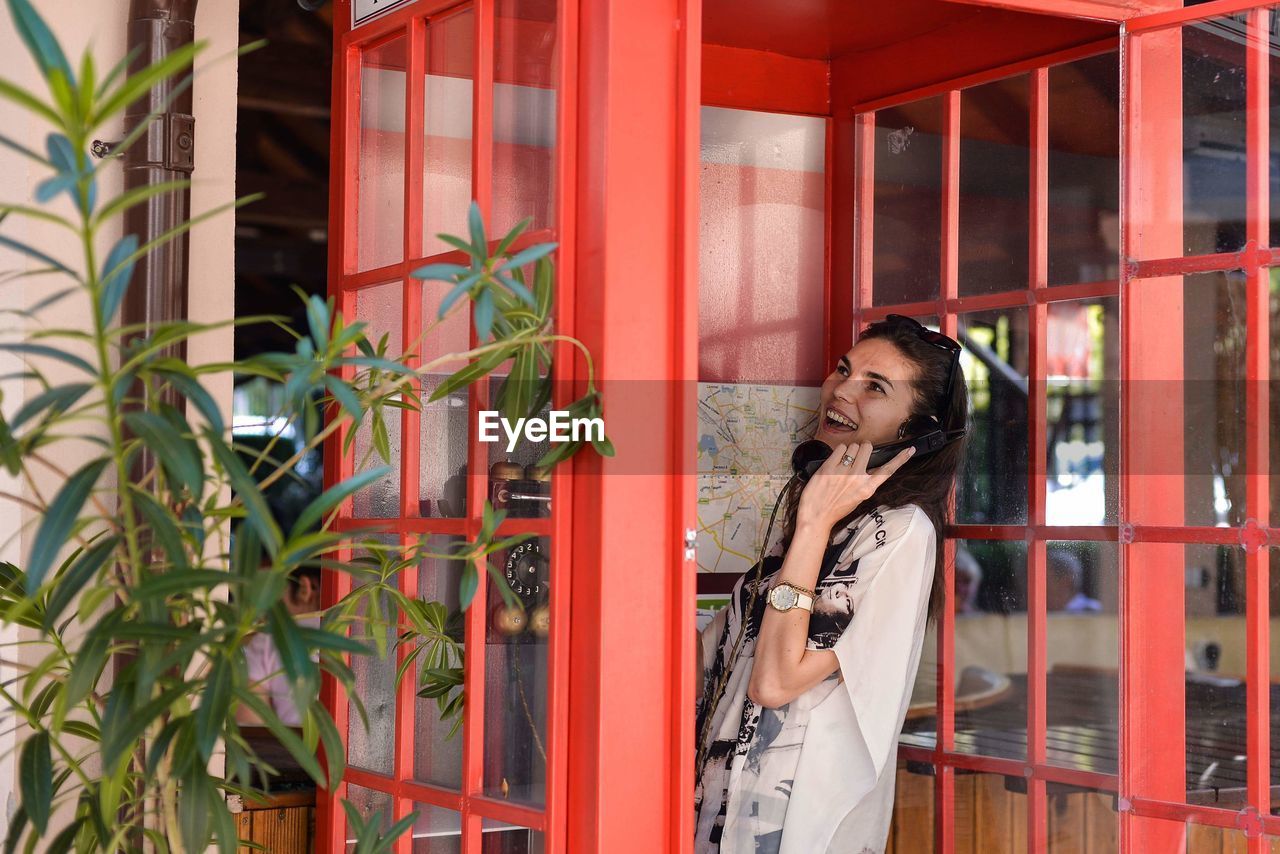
[694,317,969,853]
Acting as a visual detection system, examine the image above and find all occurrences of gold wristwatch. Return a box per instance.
[768,581,815,613]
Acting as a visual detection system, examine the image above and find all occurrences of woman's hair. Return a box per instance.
[781,321,969,624]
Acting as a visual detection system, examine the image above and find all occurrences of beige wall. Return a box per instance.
[0,0,238,834]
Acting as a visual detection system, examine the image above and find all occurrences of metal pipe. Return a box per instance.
[122,0,198,379]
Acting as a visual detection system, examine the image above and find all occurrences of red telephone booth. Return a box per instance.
[320,0,1279,851]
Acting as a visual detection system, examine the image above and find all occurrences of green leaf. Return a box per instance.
[267,604,317,709]
[497,348,539,423]
[42,535,117,630]
[26,457,108,593]
[206,429,281,552]
[62,619,110,711]
[493,216,532,258]
[18,732,51,835]
[97,233,139,326]
[0,76,59,125]
[9,382,90,430]
[8,0,74,82]
[195,655,232,761]
[130,488,190,571]
[134,569,229,602]
[0,342,93,375]
[322,374,363,421]
[467,202,487,256]
[290,465,391,537]
[429,346,510,403]
[311,708,346,791]
[92,179,189,227]
[474,290,495,341]
[497,242,557,276]
[458,562,478,611]
[42,819,81,854]
[409,262,467,282]
[177,765,212,854]
[0,234,72,276]
[154,367,225,434]
[4,805,27,854]
[234,688,326,785]
[592,434,617,457]
[123,410,202,499]
[92,41,201,128]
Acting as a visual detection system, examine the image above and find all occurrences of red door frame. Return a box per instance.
[322,0,700,851]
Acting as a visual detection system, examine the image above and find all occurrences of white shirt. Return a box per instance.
[694,504,936,854]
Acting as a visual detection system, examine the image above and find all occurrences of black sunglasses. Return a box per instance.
[870,314,962,428]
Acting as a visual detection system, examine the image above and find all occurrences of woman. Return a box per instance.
[694,315,967,854]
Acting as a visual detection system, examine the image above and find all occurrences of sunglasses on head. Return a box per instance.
[869,314,963,429]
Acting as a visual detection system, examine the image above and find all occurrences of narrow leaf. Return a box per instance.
[97,233,139,326]
[26,457,108,592]
[18,732,51,835]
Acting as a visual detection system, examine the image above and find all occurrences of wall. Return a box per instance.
[0,0,238,836]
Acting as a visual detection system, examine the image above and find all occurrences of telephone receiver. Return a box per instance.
[790,419,967,483]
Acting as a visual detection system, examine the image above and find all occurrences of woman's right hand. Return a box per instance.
[795,441,915,532]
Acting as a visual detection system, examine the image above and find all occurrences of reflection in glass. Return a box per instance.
[417,282,471,519]
[353,283,404,519]
[359,38,407,272]
[1045,542,1117,775]
[905,540,1028,761]
[700,107,827,384]
[348,536,401,776]
[871,97,943,307]
[480,818,545,853]
[1184,544,1246,807]
[493,0,558,235]
[1046,298,1118,526]
[959,76,1030,297]
[1183,17,1246,257]
[1182,271,1246,527]
[409,804,465,854]
[956,309,1029,525]
[1048,52,1119,286]
[423,10,475,258]
[1046,789,1118,853]
[344,784,394,850]
[413,539,465,789]
[483,537,550,807]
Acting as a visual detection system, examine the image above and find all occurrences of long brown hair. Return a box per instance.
[781,321,969,624]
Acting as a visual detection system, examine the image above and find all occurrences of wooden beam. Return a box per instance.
[939,0,1158,23]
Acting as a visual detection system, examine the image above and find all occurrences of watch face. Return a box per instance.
[504,540,547,606]
[770,584,797,610]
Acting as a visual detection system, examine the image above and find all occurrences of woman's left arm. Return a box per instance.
[747,441,915,709]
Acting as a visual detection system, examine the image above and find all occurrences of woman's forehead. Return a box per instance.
[844,338,918,383]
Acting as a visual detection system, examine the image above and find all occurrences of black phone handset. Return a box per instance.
[791,417,967,482]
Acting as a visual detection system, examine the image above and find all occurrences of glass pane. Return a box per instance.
[423,10,475,259]
[483,536,550,806]
[417,280,471,519]
[409,804,464,854]
[352,282,404,519]
[1182,271,1246,527]
[956,308,1029,525]
[1045,542,1118,775]
[1046,298,1119,526]
[1047,790,1118,853]
[492,0,558,235]
[1047,52,1120,286]
[1185,544,1247,808]
[413,538,465,789]
[348,536,400,776]
[952,539,1027,762]
[481,817,545,853]
[871,97,943,307]
[700,107,827,383]
[359,37,407,272]
[344,784,394,850]
[959,75,1030,298]
[1184,17,1247,257]
[886,760,936,851]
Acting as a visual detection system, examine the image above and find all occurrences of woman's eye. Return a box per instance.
[867,381,884,394]
[835,364,849,377]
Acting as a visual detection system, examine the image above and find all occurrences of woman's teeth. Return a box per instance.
[825,409,857,430]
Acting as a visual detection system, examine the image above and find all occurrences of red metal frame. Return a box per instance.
[323,0,576,850]
[843,37,1134,854]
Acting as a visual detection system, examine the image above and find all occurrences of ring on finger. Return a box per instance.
[840,453,856,467]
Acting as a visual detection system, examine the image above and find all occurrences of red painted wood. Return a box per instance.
[1120,15,1189,852]
[701,44,829,116]
[566,1,687,851]
[941,0,1157,23]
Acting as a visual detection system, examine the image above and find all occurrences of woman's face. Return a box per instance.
[815,337,919,450]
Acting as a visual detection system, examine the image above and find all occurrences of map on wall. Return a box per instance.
[697,383,821,576]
